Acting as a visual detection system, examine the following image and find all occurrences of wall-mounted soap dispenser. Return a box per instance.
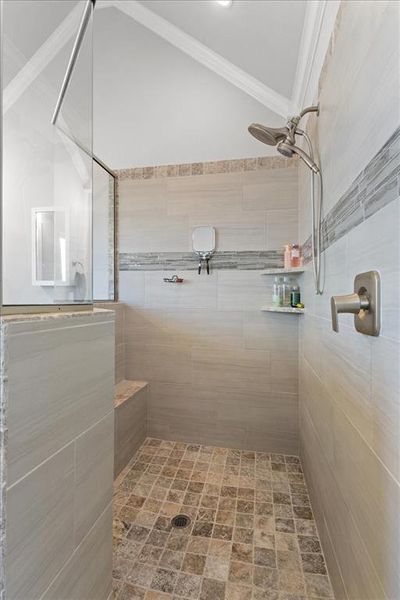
[192,226,216,274]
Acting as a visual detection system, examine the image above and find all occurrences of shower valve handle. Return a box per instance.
[330,292,370,333]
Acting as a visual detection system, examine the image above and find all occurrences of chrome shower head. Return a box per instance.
[248,105,320,172]
[277,141,319,174]
[248,123,289,146]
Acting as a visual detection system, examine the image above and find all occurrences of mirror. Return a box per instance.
[192,226,216,255]
[32,207,69,286]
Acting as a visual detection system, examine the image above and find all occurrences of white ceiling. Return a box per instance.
[2,0,79,85]
[3,0,339,169]
[93,6,283,168]
[137,1,306,98]
[93,0,314,168]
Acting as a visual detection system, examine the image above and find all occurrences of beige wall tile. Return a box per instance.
[75,412,114,546]
[119,271,145,307]
[6,317,114,486]
[217,270,272,311]
[166,172,243,218]
[370,336,400,477]
[125,342,192,385]
[118,179,167,213]
[242,167,298,211]
[190,211,267,251]
[191,345,270,395]
[119,161,299,455]
[300,409,387,600]
[270,357,298,395]
[265,208,298,251]
[124,307,177,347]
[316,1,400,215]
[298,5,400,598]
[6,444,75,600]
[41,504,113,600]
[115,342,125,384]
[156,309,243,349]
[147,383,297,453]
[243,311,298,355]
[95,302,126,383]
[345,199,400,341]
[167,183,242,217]
[319,322,372,447]
[4,313,115,600]
[145,271,217,310]
[115,386,147,477]
[120,213,190,253]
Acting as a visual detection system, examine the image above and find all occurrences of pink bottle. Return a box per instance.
[290,244,301,268]
[284,244,292,270]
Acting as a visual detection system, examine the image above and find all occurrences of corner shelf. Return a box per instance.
[260,306,304,314]
[260,268,305,276]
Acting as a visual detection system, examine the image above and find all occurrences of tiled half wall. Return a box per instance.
[1,310,115,600]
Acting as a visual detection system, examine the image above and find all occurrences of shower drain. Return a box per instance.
[171,514,191,529]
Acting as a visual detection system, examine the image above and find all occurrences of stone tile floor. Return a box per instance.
[113,438,334,600]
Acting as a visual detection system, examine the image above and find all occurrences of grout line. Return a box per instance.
[113,437,334,599]
[301,353,400,489]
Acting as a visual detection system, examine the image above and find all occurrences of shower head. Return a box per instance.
[248,105,320,172]
[247,105,323,295]
[277,141,320,174]
[248,123,289,146]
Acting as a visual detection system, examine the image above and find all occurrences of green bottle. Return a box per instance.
[290,284,301,307]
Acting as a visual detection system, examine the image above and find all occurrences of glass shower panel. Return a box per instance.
[2,0,93,308]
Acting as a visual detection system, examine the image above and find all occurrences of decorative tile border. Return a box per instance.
[120,250,283,271]
[302,126,400,261]
[116,155,296,181]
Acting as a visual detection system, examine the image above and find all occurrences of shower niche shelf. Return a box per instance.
[260,268,305,276]
[260,306,304,314]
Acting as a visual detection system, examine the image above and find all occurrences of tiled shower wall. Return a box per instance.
[96,301,126,383]
[117,159,300,454]
[298,2,400,599]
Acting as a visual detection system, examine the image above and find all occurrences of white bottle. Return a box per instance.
[272,277,281,307]
[282,277,291,307]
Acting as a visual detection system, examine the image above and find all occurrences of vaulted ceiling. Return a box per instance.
[3,0,340,169]
[137,0,306,99]
[94,0,334,168]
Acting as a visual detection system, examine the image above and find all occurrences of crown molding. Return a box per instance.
[4,0,339,124]
[109,0,290,118]
[291,0,340,113]
[3,3,83,114]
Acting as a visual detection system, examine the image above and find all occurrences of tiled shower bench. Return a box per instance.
[114,380,148,477]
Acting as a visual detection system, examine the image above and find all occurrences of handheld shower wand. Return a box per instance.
[248,105,323,295]
[276,140,320,174]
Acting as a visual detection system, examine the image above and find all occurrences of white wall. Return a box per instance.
[93,7,284,169]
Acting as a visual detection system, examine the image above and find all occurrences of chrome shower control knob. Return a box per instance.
[330,271,380,336]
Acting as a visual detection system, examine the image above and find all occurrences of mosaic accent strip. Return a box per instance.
[302,126,400,261]
[116,155,296,181]
[119,251,283,272]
